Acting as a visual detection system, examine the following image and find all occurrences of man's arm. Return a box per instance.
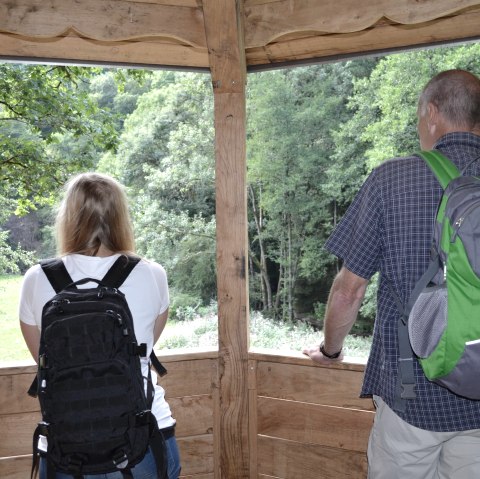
[303,266,369,364]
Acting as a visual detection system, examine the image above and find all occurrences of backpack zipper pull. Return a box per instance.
[106,309,123,326]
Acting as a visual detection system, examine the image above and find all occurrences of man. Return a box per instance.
[304,69,480,478]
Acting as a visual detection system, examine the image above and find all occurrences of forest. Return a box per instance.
[1,42,479,335]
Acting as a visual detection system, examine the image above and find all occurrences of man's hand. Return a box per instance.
[303,345,344,364]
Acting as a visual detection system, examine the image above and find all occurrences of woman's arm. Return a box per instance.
[153,308,169,345]
[20,321,40,362]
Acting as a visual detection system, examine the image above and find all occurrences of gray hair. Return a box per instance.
[418,69,480,129]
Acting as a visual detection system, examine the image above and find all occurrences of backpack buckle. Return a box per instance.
[400,382,416,399]
[39,354,48,368]
[113,451,129,469]
[38,421,49,436]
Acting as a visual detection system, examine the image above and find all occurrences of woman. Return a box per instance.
[19,172,181,479]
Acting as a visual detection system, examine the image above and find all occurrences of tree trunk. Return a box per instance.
[248,184,273,310]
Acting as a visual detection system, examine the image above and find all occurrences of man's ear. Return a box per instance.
[426,102,439,134]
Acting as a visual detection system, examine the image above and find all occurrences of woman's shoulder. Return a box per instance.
[135,257,167,279]
[22,262,43,283]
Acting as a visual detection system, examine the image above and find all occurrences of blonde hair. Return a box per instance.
[56,172,135,256]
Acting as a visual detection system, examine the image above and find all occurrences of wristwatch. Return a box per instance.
[319,341,342,359]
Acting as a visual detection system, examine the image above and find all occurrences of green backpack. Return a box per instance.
[394,150,480,409]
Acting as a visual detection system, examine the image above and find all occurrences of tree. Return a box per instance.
[246,60,377,320]
[0,64,116,213]
[106,72,217,306]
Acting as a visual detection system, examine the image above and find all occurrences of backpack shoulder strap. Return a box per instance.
[40,258,75,294]
[102,255,168,377]
[418,150,460,189]
[101,254,141,288]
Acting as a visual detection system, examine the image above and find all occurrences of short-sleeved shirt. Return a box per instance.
[325,132,480,431]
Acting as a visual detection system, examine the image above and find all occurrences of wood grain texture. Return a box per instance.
[0,411,40,457]
[257,397,373,452]
[0,0,206,46]
[0,455,32,479]
[0,32,209,69]
[0,371,39,415]
[169,395,214,437]
[212,90,249,478]
[249,359,258,478]
[244,0,480,47]
[203,1,249,477]
[256,361,374,411]
[160,358,217,398]
[257,435,368,479]
[246,7,480,67]
[0,1,478,69]
[177,435,214,476]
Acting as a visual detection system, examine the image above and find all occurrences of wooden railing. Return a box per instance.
[0,348,373,478]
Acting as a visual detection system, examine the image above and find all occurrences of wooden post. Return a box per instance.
[202,0,249,477]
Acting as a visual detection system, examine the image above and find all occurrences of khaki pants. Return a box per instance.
[367,396,480,479]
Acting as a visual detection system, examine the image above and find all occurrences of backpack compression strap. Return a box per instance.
[418,150,460,189]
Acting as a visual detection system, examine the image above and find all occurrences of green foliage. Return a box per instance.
[0,64,117,214]
[0,231,36,274]
[4,43,480,340]
[353,44,480,170]
[109,72,217,303]
[247,60,378,319]
[156,309,371,358]
[169,291,202,321]
[313,302,326,326]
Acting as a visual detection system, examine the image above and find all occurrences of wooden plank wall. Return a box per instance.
[0,349,373,479]
[249,349,373,479]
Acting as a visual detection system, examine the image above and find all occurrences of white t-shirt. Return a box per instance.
[19,253,175,430]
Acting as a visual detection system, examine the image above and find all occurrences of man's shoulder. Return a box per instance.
[369,154,426,187]
[376,153,423,173]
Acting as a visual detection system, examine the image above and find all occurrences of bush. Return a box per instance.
[169,291,201,321]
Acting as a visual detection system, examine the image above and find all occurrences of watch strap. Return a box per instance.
[319,341,342,359]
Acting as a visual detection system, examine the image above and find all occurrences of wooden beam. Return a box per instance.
[244,0,480,48]
[0,0,206,46]
[246,7,480,68]
[0,32,209,69]
[202,0,248,477]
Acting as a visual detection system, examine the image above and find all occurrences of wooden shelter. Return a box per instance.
[0,1,479,478]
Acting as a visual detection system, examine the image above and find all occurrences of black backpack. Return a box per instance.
[28,255,168,479]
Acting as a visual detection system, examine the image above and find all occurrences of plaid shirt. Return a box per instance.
[325,132,480,431]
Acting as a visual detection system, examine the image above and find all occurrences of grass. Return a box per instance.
[0,275,372,363]
[0,274,31,363]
